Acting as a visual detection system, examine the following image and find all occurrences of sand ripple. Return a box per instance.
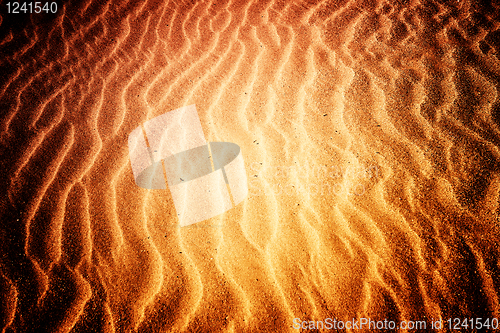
[1,0,500,331]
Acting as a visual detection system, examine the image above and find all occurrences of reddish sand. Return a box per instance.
[1,0,500,332]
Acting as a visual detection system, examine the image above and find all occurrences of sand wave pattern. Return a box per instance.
[1,0,500,331]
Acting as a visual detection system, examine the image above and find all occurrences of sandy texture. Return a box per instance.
[1,0,500,332]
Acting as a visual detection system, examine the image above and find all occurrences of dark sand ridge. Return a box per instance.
[1,0,500,331]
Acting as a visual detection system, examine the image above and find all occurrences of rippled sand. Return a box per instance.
[1,0,500,332]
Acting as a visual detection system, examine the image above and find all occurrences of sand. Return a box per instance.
[1,0,500,331]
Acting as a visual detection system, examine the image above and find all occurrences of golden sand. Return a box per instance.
[1,0,500,331]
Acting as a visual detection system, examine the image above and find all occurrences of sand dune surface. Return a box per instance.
[1,0,500,331]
